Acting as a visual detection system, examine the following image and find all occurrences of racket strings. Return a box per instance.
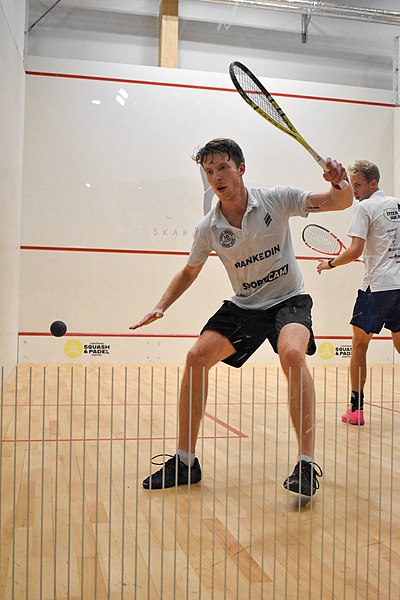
[232,66,290,132]
[304,226,341,255]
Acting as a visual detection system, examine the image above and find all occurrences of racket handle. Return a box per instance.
[312,153,350,190]
[332,178,349,190]
[318,157,349,190]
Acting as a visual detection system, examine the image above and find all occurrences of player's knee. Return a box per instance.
[185,345,212,371]
[280,346,305,371]
[352,337,370,353]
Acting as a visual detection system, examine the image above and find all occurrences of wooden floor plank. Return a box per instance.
[0,363,399,599]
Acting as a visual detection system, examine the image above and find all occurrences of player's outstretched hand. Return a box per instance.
[129,309,164,330]
[317,258,331,274]
[322,157,348,187]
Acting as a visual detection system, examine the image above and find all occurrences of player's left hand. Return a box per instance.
[129,308,164,330]
[317,258,331,274]
[323,157,348,187]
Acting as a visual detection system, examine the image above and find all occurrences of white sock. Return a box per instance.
[298,454,314,464]
[177,449,195,467]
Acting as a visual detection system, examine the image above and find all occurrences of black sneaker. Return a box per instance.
[283,460,323,497]
[142,454,202,490]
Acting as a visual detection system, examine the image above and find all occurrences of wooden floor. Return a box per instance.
[0,363,399,599]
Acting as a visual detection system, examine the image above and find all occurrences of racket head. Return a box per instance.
[229,61,300,141]
[302,224,344,256]
[229,61,348,190]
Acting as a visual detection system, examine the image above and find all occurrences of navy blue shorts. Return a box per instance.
[350,287,400,334]
[201,294,316,368]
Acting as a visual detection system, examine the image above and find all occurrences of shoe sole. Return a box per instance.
[143,475,202,490]
[283,480,316,497]
[285,486,315,498]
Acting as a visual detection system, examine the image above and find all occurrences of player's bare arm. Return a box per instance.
[129,263,205,330]
[306,157,353,212]
[317,237,365,273]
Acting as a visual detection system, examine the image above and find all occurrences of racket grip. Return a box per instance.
[332,178,349,190]
[318,157,350,190]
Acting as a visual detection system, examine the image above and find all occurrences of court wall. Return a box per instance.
[394,104,400,365]
[0,0,26,374]
[19,56,395,365]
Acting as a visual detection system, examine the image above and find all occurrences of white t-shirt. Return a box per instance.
[347,189,400,292]
[187,186,310,310]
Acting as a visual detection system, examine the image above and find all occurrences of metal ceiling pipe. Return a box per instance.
[196,0,400,26]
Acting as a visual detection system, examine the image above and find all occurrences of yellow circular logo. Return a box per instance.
[64,339,83,359]
[317,342,335,360]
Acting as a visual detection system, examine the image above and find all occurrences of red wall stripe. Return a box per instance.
[18,245,343,262]
[25,70,395,108]
[18,331,391,341]
[21,245,192,256]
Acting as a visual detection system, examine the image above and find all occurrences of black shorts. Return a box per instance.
[350,286,400,334]
[201,294,316,368]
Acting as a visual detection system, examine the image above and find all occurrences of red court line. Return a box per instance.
[21,245,191,256]
[18,332,198,338]
[272,92,393,107]
[367,402,400,414]
[2,399,399,410]
[1,410,247,442]
[26,70,231,92]
[315,336,391,340]
[204,411,248,438]
[17,331,393,340]
[19,246,336,261]
[20,245,218,258]
[0,434,242,444]
[3,401,400,442]
[1,390,247,437]
[25,70,394,107]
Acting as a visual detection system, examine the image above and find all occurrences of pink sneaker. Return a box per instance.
[341,408,365,426]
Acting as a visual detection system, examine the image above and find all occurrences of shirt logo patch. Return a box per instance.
[383,208,400,222]
[242,264,288,290]
[219,229,236,248]
[264,212,272,227]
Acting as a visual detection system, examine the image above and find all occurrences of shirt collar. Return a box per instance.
[210,188,258,226]
[369,189,385,199]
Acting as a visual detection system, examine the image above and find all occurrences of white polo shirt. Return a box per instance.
[187,186,310,310]
[347,189,400,292]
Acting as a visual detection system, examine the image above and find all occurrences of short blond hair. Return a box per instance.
[348,160,380,183]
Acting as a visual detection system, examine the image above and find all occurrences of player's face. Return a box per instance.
[350,173,377,201]
[202,152,245,201]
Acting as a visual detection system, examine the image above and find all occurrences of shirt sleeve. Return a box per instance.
[266,185,311,217]
[347,202,369,240]
[271,185,311,217]
[187,226,212,266]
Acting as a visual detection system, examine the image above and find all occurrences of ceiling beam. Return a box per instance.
[159,0,179,68]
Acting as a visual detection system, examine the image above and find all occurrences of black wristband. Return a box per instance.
[328,258,336,268]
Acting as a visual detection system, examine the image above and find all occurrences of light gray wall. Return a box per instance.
[0,0,26,374]
[25,0,400,92]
